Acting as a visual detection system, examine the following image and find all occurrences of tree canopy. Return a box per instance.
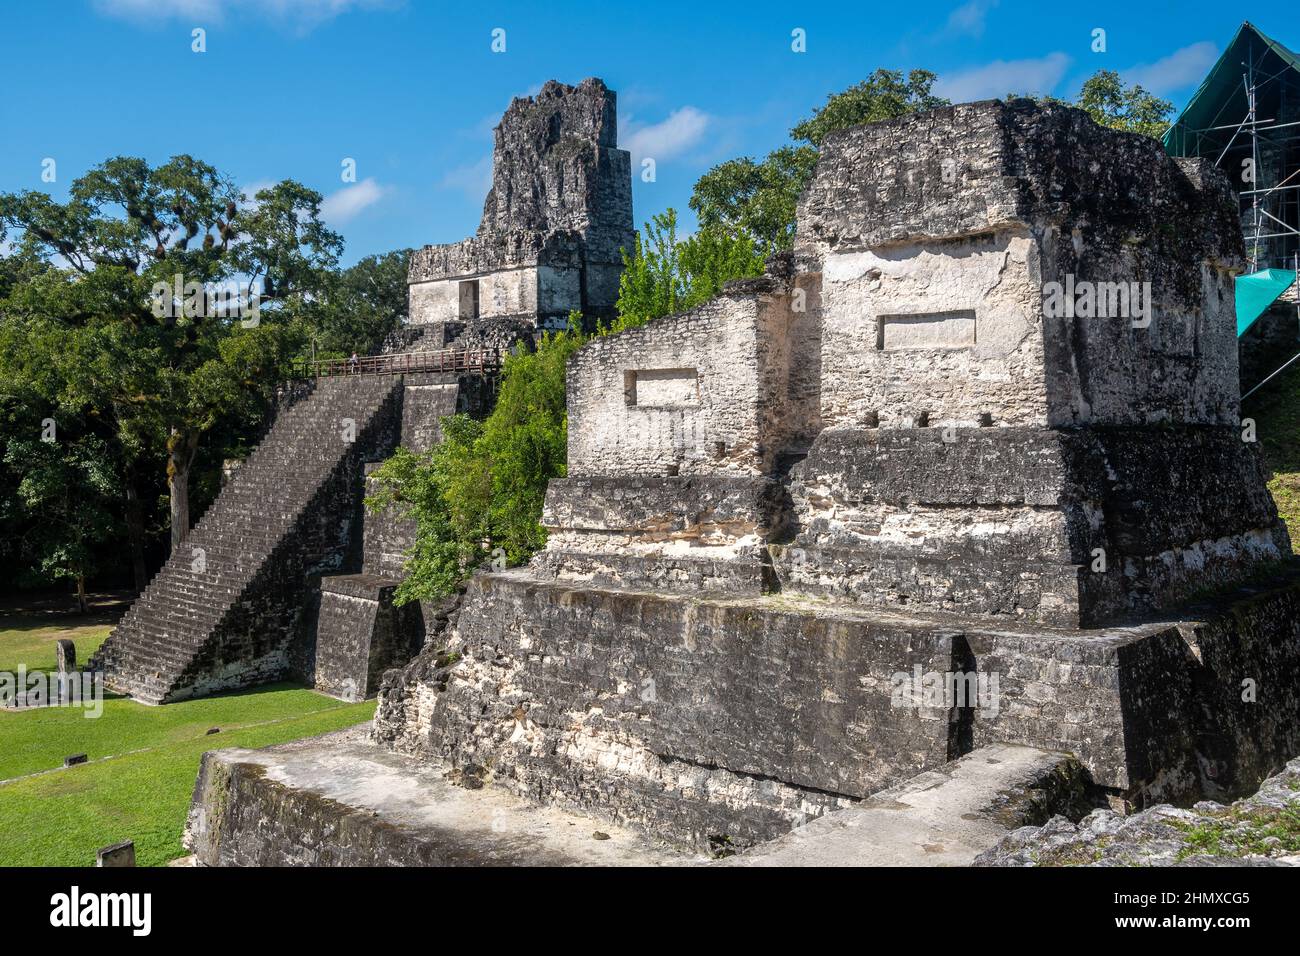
[690,69,950,251]
[0,155,408,598]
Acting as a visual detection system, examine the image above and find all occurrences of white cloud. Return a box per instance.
[440,155,493,201]
[320,178,386,225]
[1123,41,1219,95]
[621,106,711,167]
[945,0,998,38]
[94,0,399,31]
[238,179,278,211]
[935,52,1072,102]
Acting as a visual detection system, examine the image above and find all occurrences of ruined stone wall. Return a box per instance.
[566,290,777,478]
[478,78,633,269]
[407,78,633,335]
[798,102,1244,430]
[313,574,423,702]
[373,567,1300,849]
[815,229,1046,428]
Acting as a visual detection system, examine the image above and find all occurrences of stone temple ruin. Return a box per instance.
[91,78,631,705]
[119,83,1300,864]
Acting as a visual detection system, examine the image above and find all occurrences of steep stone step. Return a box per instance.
[92,374,404,702]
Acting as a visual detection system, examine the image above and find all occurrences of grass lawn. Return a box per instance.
[0,593,377,867]
[0,601,119,674]
[0,696,375,866]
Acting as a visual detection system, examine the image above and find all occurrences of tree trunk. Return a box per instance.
[75,575,88,615]
[167,426,200,553]
[125,477,148,593]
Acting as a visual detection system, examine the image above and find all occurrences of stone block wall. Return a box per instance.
[314,574,423,702]
[373,567,1300,849]
[797,100,1244,430]
[814,229,1046,429]
[407,77,634,335]
[542,99,1288,625]
[566,288,785,478]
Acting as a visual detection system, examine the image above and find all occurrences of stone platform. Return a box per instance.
[726,742,1088,866]
[185,727,688,866]
[184,729,1083,866]
[373,564,1300,852]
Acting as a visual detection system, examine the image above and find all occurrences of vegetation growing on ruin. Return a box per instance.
[610,209,766,333]
[368,322,585,603]
[1172,803,1300,860]
[371,209,766,604]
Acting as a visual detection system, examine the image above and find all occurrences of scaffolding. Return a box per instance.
[1165,22,1300,281]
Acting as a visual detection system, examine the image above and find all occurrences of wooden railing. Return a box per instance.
[292,348,504,379]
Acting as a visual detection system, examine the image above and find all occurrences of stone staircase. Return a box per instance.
[90,375,403,704]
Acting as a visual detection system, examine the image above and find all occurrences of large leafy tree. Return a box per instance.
[1074,70,1173,139]
[0,157,340,556]
[690,69,949,250]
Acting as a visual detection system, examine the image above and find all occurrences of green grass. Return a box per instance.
[0,682,368,781]
[0,615,112,674]
[0,698,375,866]
[0,597,377,867]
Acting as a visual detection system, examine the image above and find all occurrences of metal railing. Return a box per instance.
[292,348,504,379]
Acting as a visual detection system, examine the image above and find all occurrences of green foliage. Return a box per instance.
[299,248,412,358]
[688,147,818,253]
[4,431,118,603]
[1074,70,1173,139]
[790,69,947,146]
[368,323,586,604]
[0,154,370,586]
[612,209,766,332]
[690,68,949,250]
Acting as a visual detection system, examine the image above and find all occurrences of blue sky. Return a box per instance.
[0,1,1289,265]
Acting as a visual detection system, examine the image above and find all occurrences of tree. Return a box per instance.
[368,322,586,604]
[1074,70,1173,139]
[0,157,339,554]
[790,69,947,146]
[299,248,412,358]
[689,147,817,253]
[690,69,949,250]
[612,209,766,332]
[5,431,118,613]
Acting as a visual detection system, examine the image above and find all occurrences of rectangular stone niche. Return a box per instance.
[877,309,977,350]
[623,368,700,407]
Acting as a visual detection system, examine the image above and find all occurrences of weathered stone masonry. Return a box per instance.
[407,77,634,346]
[373,99,1300,855]
[95,77,633,707]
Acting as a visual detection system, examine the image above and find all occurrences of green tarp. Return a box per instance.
[1236,268,1297,335]
[1163,22,1300,155]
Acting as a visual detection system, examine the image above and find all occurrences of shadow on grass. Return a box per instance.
[0,590,132,632]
